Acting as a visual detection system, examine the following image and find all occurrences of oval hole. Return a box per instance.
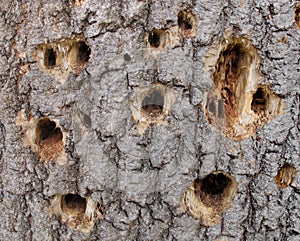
[148,30,162,48]
[77,41,91,64]
[141,90,164,118]
[36,117,63,161]
[251,88,267,113]
[61,194,87,216]
[44,48,56,68]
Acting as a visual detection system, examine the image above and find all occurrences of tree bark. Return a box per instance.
[0,0,299,240]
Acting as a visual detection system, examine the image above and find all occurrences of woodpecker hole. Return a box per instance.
[177,10,197,37]
[216,43,246,118]
[182,171,237,226]
[76,41,91,64]
[44,48,57,68]
[212,42,248,127]
[275,164,297,188]
[36,117,63,161]
[178,11,192,30]
[201,173,231,195]
[141,90,164,118]
[148,29,164,48]
[195,172,232,206]
[251,88,268,113]
[61,194,87,216]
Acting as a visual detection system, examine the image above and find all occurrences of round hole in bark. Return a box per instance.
[178,11,193,31]
[184,171,237,226]
[36,118,62,144]
[77,41,91,64]
[141,90,164,118]
[36,117,63,160]
[193,172,236,207]
[177,10,197,37]
[61,194,87,216]
[275,164,297,188]
[200,173,231,195]
[44,48,56,67]
[251,88,267,113]
[148,30,161,48]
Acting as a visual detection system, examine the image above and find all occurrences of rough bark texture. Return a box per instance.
[0,0,299,240]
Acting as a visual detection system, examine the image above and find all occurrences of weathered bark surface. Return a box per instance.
[0,0,299,240]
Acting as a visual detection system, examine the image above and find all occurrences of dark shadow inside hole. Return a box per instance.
[223,44,242,77]
[36,118,62,145]
[61,194,87,214]
[141,90,164,117]
[251,88,267,113]
[200,173,231,195]
[77,41,91,64]
[44,48,56,67]
[148,31,161,48]
[178,11,193,31]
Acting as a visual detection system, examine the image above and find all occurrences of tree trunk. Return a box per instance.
[0,0,299,240]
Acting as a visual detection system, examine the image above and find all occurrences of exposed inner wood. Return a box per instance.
[36,118,63,161]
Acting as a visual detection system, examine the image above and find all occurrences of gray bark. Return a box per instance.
[0,0,299,240]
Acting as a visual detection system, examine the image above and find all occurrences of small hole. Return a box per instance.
[148,30,161,48]
[61,194,87,216]
[200,173,231,196]
[77,41,91,64]
[141,90,164,117]
[178,11,193,31]
[275,164,297,188]
[44,48,56,67]
[36,117,63,161]
[184,171,237,226]
[251,88,267,113]
[177,10,197,37]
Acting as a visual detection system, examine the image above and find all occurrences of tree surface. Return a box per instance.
[0,0,299,240]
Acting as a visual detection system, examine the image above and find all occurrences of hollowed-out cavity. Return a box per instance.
[35,38,91,81]
[251,87,268,113]
[178,10,197,37]
[61,194,87,216]
[50,194,104,233]
[36,117,63,161]
[130,84,176,135]
[295,3,300,29]
[200,173,231,195]
[275,164,297,188]
[148,29,166,48]
[141,90,164,118]
[213,42,249,123]
[76,41,91,64]
[205,37,283,140]
[44,48,57,68]
[181,171,237,226]
[195,172,233,207]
